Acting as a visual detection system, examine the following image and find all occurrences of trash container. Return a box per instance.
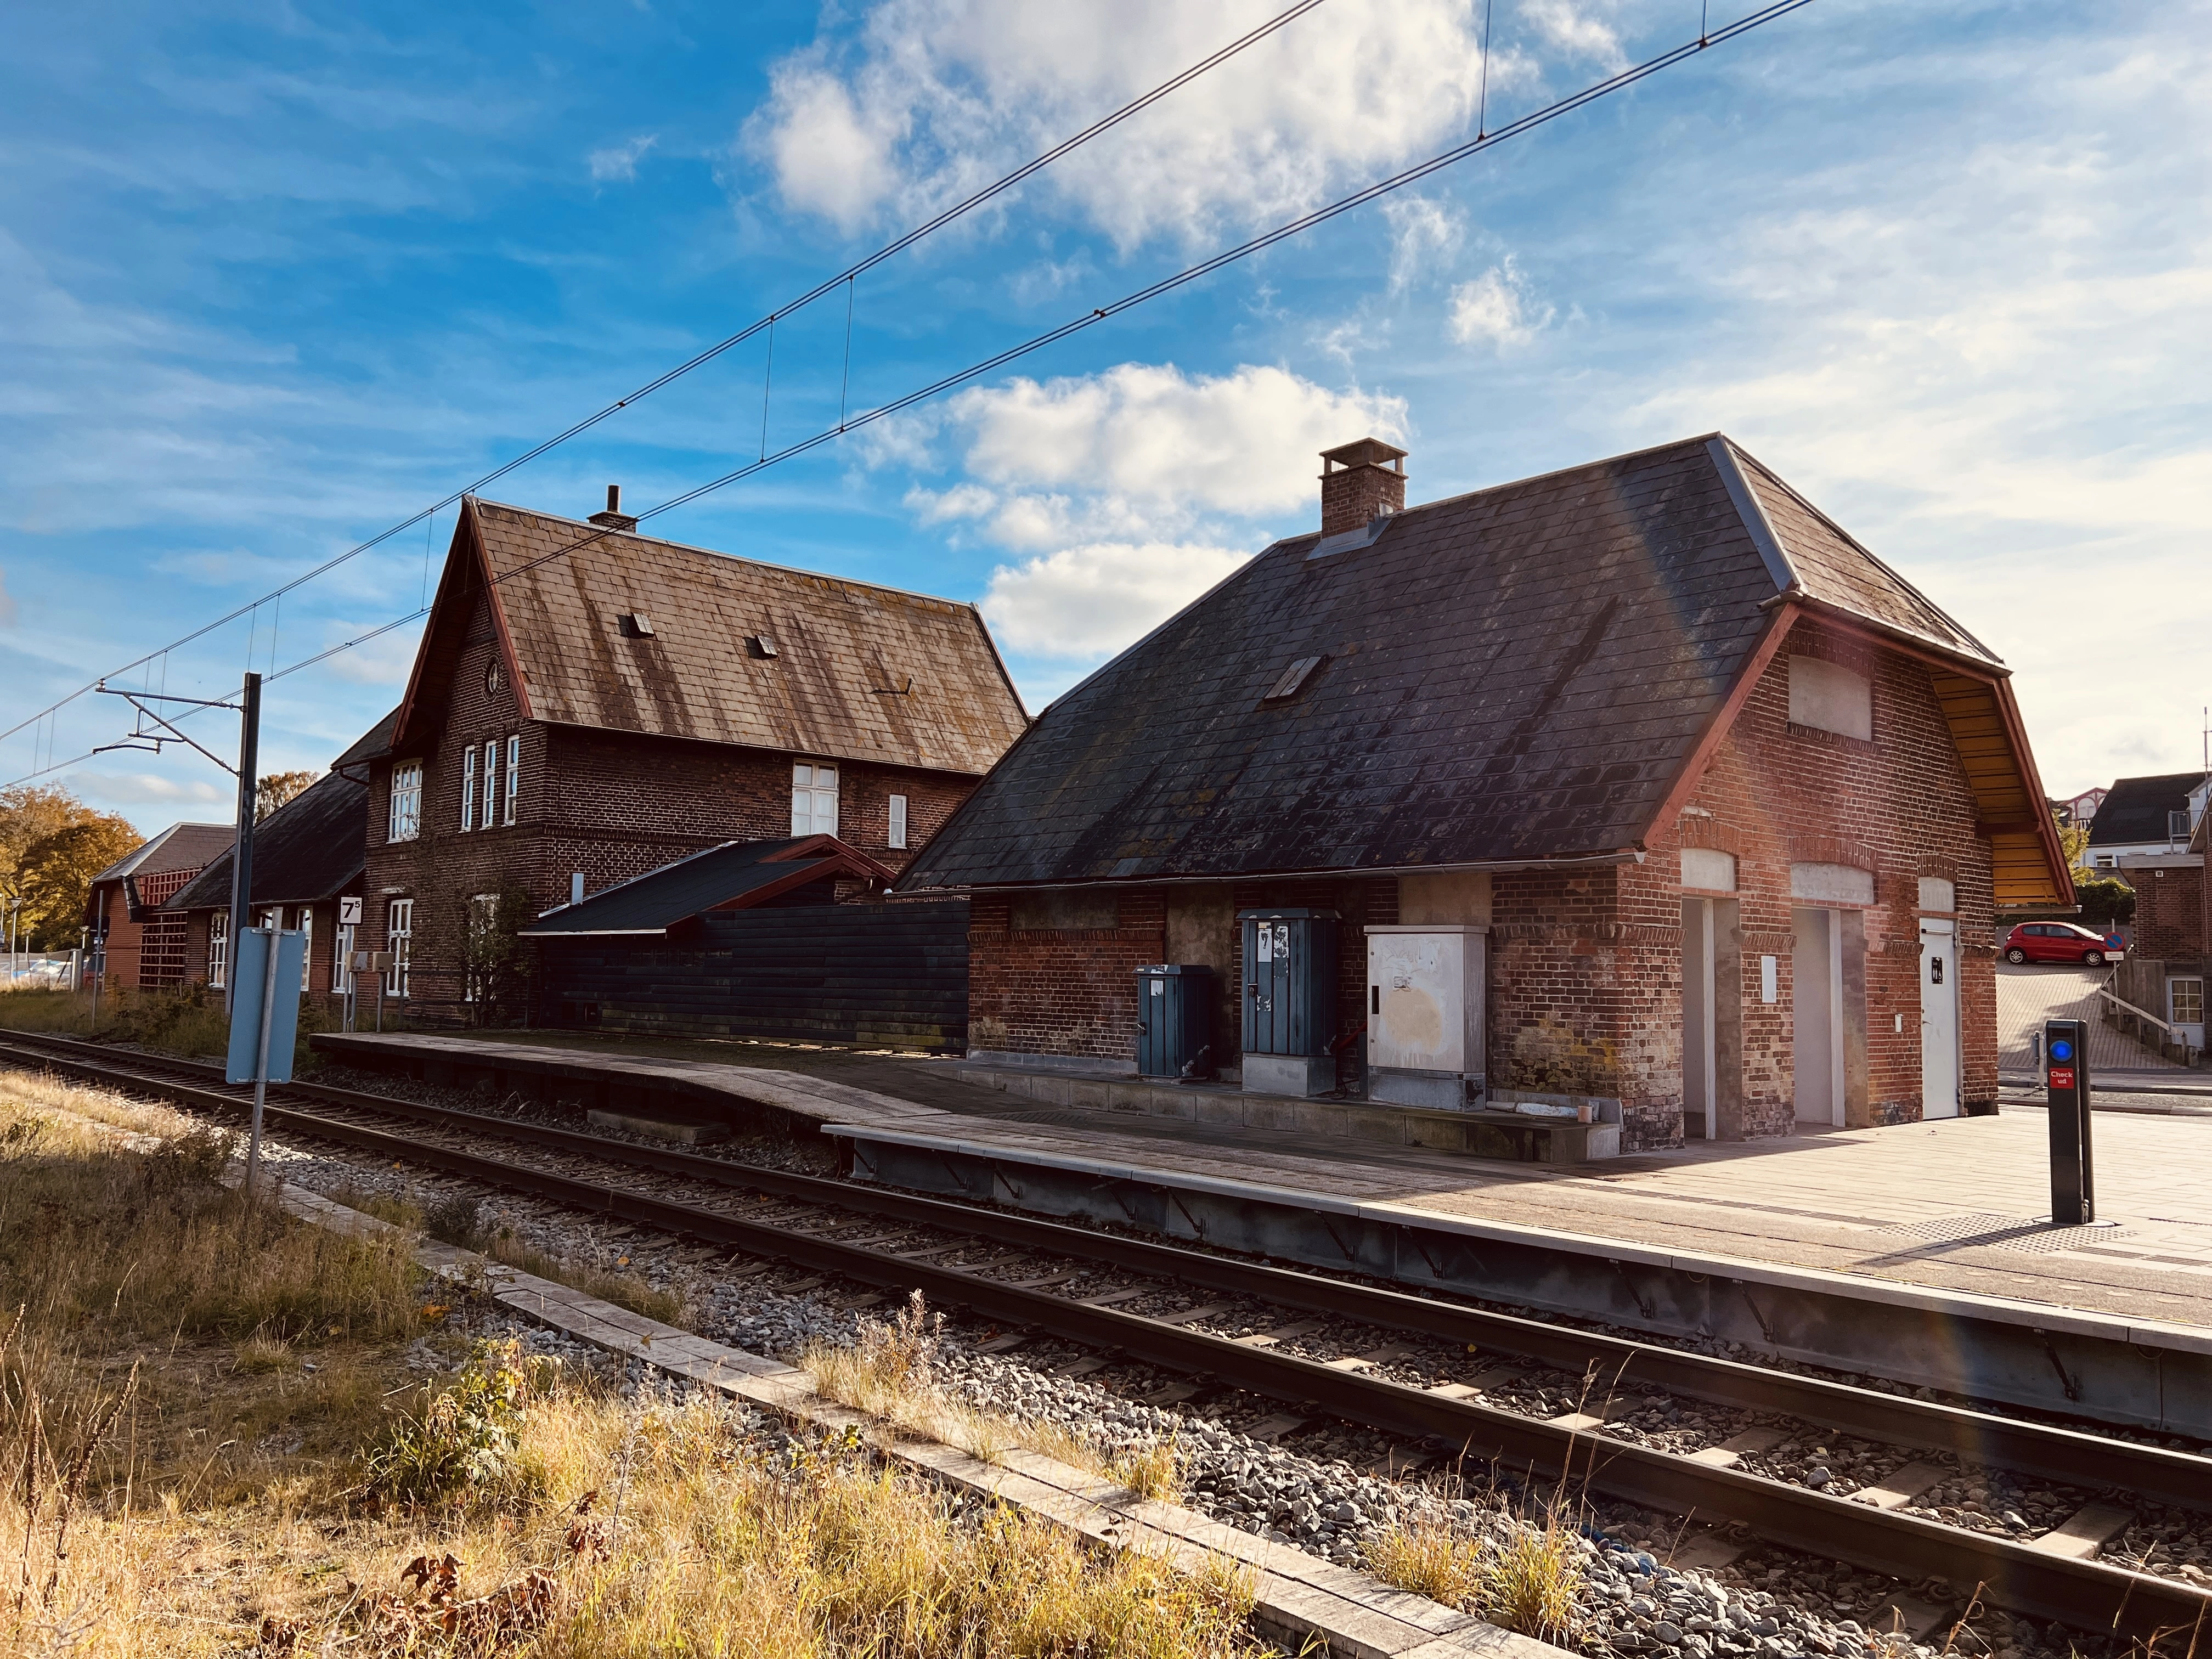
[1135,963,1214,1079]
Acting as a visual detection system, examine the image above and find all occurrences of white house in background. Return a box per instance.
[2084,772,2212,868]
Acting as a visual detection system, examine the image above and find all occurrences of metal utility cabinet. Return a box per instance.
[1239,908,1338,1096]
[1134,963,1214,1079]
[1364,924,1487,1109]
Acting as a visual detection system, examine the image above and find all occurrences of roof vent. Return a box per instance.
[747,634,779,659]
[1261,655,1326,703]
[590,484,639,532]
[1319,437,1407,537]
[619,612,655,638]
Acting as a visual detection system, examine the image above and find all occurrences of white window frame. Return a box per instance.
[888,792,909,851]
[385,899,413,997]
[2173,978,2205,1029]
[482,739,499,830]
[297,907,312,998]
[208,910,228,989]
[792,761,839,838]
[388,761,422,843]
[461,747,477,831]
[334,918,354,995]
[504,735,520,826]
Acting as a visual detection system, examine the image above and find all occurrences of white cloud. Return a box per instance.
[980,541,1248,661]
[941,362,1406,541]
[1518,0,1627,72]
[72,771,227,805]
[1447,258,1552,347]
[1383,195,1465,296]
[588,134,659,184]
[743,0,1517,250]
[317,621,423,686]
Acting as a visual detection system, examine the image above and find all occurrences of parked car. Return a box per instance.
[2002,922,2117,966]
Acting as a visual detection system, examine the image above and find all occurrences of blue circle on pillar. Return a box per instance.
[2050,1039,2074,1062]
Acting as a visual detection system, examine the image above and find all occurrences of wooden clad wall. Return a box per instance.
[537,900,969,1049]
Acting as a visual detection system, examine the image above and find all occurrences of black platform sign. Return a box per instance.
[2044,1018,2094,1226]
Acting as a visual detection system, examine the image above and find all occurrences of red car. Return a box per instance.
[2002,923,2116,966]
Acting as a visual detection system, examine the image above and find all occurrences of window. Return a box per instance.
[504,735,520,826]
[464,893,497,1001]
[1789,861,1875,906]
[208,911,228,989]
[2174,979,2204,1028]
[888,793,909,851]
[385,899,413,997]
[334,918,354,995]
[461,747,477,831]
[792,762,839,837]
[1917,876,1956,913]
[2095,855,2117,869]
[482,740,500,830]
[2170,810,2191,844]
[297,908,312,999]
[1788,656,1873,741]
[388,761,422,842]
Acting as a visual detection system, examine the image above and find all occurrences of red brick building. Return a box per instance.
[359,491,1029,1018]
[162,747,379,1011]
[900,435,2073,1153]
[84,822,233,991]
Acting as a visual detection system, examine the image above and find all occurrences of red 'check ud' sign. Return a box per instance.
[2049,1067,2076,1090]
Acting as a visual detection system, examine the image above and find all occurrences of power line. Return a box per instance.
[0,0,1332,756]
[9,0,1818,794]
[262,0,1818,688]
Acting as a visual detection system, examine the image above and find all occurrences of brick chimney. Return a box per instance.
[589,484,638,532]
[1319,438,1408,537]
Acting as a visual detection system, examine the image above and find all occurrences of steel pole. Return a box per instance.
[224,672,261,1018]
[246,927,279,1198]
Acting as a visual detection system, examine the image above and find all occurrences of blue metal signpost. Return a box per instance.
[2044,1017,2094,1226]
[228,927,305,1196]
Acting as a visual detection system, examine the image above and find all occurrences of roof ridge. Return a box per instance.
[471,498,978,614]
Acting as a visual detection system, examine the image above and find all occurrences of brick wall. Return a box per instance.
[967,888,1166,1061]
[2124,861,2205,961]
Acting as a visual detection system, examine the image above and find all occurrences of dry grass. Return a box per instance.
[0,1074,1266,1656]
[800,1293,1186,1504]
[1365,1489,1587,1647]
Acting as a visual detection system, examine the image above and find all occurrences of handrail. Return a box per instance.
[2096,984,2175,1035]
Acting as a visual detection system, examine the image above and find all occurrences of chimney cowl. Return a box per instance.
[1318,438,1408,537]
[590,483,639,532]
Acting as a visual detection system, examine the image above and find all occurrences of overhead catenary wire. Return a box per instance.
[5,0,1817,792]
[0,0,1332,758]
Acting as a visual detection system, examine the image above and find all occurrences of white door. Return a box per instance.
[2169,977,2204,1049]
[1919,919,1959,1119]
[1792,907,1845,1126]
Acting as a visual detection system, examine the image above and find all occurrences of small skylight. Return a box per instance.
[1262,655,1325,702]
[747,634,779,658]
[619,612,654,638]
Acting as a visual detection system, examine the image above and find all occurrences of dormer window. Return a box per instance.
[619,612,655,638]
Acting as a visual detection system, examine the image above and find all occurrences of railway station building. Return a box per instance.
[354,490,1030,1023]
[83,821,234,992]
[899,433,2074,1154]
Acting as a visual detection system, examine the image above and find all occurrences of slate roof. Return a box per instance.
[522,837,893,936]
[2089,772,2207,847]
[400,500,1028,776]
[901,433,2010,891]
[165,770,368,911]
[89,822,234,888]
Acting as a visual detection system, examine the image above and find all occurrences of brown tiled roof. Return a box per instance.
[900,433,2036,891]
[89,822,234,887]
[1725,444,1997,664]
[454,501,1027,776]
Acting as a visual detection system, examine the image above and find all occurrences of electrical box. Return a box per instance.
[1135,964,1213,1079]
[1239,909,1338,1058]
[1364,925,1487,1109]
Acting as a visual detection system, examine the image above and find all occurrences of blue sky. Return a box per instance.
[3,0,2207,832]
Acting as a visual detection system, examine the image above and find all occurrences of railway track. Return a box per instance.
[5,1026,2209,1643]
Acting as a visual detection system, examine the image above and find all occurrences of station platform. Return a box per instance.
[312,1029,2212,1325]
